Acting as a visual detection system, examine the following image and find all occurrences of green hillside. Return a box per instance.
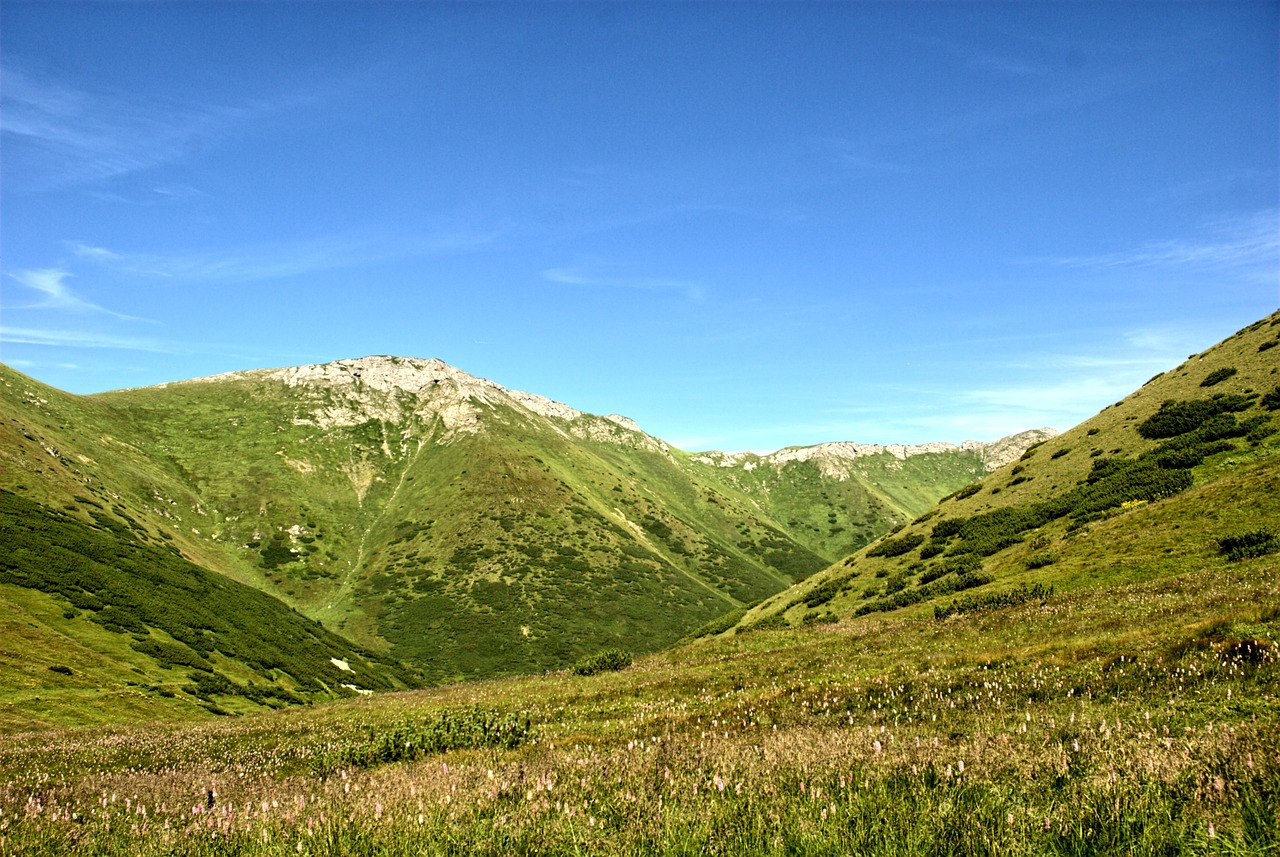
[0,488,413,731]
[0,355,1025,711]
[733,310,1280,632]
[0,314,1275,854]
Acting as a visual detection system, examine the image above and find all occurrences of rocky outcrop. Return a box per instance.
[179,355,667,450]
[692,429,1057,479]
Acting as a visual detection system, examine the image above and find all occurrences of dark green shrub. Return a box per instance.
[1259,339,1278,352]
[1200,367,1238,387]
[332,708,533,769]
[572,648,632,675]
[1025,551,1059,569]
[1050,447,1071,459]
[741,613,790,633]
[866,532,925,558]
[1137,395,1254,439]
[1217,530,1279,562]
[883,572,909,595]
[801,573,853,609]
[801,611,839,626]
[934,582,1054,620]
[48,665,73,676]
[919,542,944,560]
[1262,385,1280,411]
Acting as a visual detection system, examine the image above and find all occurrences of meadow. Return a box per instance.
[1,551,1275,855]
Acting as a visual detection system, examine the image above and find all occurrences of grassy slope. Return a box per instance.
[0,315,1275,853]
[2,358,1001,698]
[735,310,1280,631]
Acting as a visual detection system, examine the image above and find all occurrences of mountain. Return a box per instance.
[729,310,1280,633]
[1,315,1276,853]
[0,355,1046,725]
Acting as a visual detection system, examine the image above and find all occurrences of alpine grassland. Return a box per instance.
[0,354,1037,715]
[0,313,1276,854]
[0,550,1275,855]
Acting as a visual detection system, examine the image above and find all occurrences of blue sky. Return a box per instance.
[2,2,1276,452]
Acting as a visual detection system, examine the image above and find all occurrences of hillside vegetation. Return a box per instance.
[733,311,1280,634]
[0,313,1274,854]
[0,356,1037,722]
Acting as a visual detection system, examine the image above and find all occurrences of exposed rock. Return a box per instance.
[691,429,1057,479]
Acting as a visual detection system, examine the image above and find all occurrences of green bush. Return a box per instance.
[1025,551,1059,569]
[934,582,1054,620]
[1137,395,1254,439]
[1217,530,1279,562]
[866,532,925,558]
[572,648,632,675]
[800,573,854,609]
[1200,367,1238,387]
[741,613,790,633]
[332,708,533,769]
[1262,385,1280,411]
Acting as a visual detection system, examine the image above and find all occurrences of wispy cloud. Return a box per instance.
[1047,210,1279,277]
[542,264,707,301]
[0,326,173,353]
[69,228,498,284]
[1,65,244,187]
[0,63,331,190]
[7,268,147,321]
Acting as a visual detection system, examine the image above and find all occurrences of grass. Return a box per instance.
[0,353,1023,703]
[0,548,1275,854]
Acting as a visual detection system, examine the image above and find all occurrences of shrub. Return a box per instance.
[867,532,925,558]
[919,542,944,560]
[1137,395,1254,439]
[1200,367,1238,387]
[801,611,839,626]
[934,582,1054,620]
[1217,530,1279,562]
[572,649,632,675]
[741,614,790,633]
[1025,551,1059,569]
[331,708,533,770]
[801,573,853,609]
[1262,385,1280,411]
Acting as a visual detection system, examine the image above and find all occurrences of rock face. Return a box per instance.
[180,355,670,451]
[692,429,1057,479]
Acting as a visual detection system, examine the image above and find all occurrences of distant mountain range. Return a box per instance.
[0,354,1049,727]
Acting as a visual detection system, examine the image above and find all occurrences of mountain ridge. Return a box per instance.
[126,352,1051,461]
[1,353,1050,726]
